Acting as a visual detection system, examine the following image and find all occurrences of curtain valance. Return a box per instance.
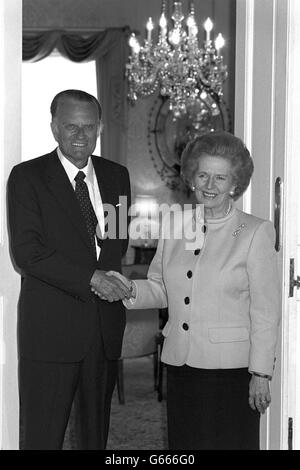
[23,28,130,62]
[23,28,131,166]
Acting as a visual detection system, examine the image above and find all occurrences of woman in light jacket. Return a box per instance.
[106,131,281,450]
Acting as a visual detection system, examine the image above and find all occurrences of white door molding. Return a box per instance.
[0,0,22,450]
[235,0,293,449]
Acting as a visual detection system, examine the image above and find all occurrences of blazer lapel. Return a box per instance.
[92,155,117,238]
[43,151,93,254]
[92,156,112,207]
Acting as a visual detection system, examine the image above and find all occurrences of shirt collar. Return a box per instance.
[57,147,94,184]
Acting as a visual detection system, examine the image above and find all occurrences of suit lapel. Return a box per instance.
[92,156,122,263]
[92,155,118,237]
[91,155,114,207]
[43,151,93,254]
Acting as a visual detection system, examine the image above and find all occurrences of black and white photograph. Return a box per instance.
[0,0,299,453]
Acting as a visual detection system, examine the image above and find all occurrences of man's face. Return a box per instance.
[51,98,100,168]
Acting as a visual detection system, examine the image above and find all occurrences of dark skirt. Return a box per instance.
[166,365,260,450]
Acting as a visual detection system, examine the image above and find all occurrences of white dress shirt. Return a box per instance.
[57,147,105,258]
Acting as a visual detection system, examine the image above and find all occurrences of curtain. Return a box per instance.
[96,33,128,166]
[23,28,130,165]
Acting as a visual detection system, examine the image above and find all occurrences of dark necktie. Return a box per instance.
[74,170,101,257]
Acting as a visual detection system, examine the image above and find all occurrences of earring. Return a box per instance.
[229,189,235,197]
[191,185,195,192]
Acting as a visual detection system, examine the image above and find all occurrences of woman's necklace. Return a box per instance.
[204,201,232,220]
[224,202,232,216]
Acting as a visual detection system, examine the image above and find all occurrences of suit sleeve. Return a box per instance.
[7,165,95,301]
[247,221,281,376]
[124,216,168,310]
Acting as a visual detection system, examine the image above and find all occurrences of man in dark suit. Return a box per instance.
[7,89,131,449]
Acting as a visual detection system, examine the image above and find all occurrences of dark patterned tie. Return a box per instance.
[74,170,101,257]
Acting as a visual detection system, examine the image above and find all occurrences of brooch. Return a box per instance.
[232,223,247,237]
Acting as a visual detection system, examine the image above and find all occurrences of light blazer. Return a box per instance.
[7,150,131,362]
[125,208,281,376]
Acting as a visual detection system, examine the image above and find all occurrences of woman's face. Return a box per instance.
[192,154,236,218]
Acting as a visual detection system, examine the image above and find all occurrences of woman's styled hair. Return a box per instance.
[180,131,254,201]
[50,89,102,121]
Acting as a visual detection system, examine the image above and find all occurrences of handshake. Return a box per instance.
[90,269,135,303]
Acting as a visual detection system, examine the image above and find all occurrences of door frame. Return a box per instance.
[235,0,300,449]
[281,0,300,449]
[0,0,22,450]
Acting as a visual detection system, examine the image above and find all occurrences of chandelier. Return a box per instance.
[126,0,228,118]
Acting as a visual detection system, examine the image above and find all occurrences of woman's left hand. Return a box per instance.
[248,375,271,414]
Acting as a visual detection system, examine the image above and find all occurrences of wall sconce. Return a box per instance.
[129,195,160,264]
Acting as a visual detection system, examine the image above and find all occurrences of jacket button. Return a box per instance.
[194,249,201,255]
[182,322,189,331]
[184,296,190,305]
[187,270,192,278]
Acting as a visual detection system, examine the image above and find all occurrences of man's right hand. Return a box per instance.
[90,270,131,302]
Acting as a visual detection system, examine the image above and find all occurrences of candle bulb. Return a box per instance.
[187,16,197,39]
[129,33,136,49]
[146,17,154,42]
[215,33,225,56]
[204,17,213,44]
[159,12,167,37]
[129,33,140,55]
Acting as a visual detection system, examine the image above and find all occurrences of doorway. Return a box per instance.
[236,0,300,450]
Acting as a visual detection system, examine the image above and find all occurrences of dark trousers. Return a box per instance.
[19,327,118,450]
[167,365,260,450]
